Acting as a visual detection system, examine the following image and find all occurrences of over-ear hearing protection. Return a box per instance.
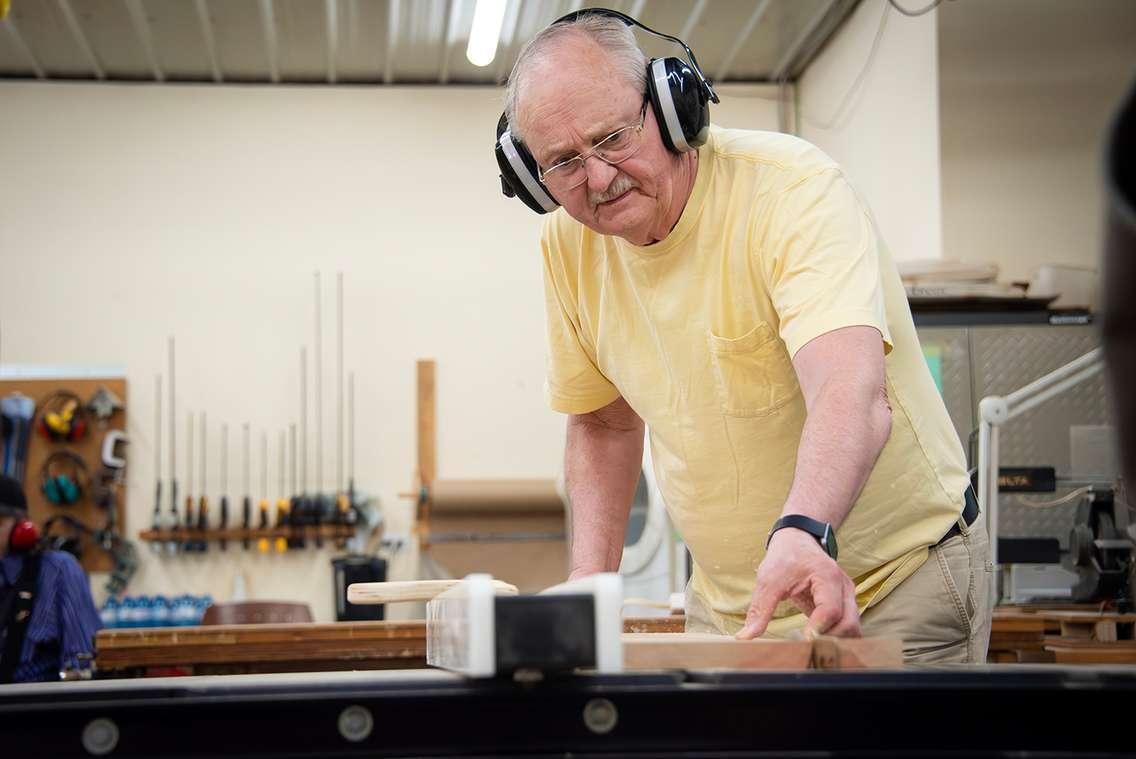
[7,518,39,553]
[40,450,89,506]
[39,515,86,559]
[36,390,88,442]
[495,7,720,214]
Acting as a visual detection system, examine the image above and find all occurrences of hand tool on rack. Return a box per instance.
[151,375,162,555]
[0,393,35,481]
[345,371,358,530]
[184,411,196,552]
[197,411,209,552]
[219,423,229,551]
[242,423,251,551]
[166,337,179,556]
[274,430,288,554]
[314,272,324,542]
[289,423,303,549]
[300,346,318,548]
[257,431,270,554]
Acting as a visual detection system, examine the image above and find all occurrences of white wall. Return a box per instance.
[799,0,943,262]
[938,0,1136,283]
[0,81,777,620]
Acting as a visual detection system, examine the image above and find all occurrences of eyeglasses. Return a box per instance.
[537,101,648,193]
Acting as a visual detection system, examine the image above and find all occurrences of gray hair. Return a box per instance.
[504,13,648,143]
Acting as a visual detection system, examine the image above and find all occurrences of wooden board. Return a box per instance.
[347,579,519,605]
[623,616,686,634]
[0,377,127,572]
[1045,639,1136,665]
[416,360,435,490]
[96,621,429,673]
[622,633,903,671]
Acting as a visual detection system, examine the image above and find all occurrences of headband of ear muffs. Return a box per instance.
[496,7,719,214]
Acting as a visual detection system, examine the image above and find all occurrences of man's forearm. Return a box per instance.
[781,377,891,528]
[564,397,644,578]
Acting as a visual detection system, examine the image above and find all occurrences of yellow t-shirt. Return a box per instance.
[541,125,970,635]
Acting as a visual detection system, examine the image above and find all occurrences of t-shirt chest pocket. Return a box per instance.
[706,322,800,417]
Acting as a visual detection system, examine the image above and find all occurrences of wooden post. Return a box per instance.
[416,359,436,538]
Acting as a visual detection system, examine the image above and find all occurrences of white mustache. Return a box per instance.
[589,175,639,205]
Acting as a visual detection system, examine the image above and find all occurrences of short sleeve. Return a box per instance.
[541,221,620,414]
[760,169,893,358]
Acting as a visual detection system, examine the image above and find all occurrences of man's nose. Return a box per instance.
[584,155,618,193]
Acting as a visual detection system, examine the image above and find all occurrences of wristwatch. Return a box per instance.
[766,515,838,561]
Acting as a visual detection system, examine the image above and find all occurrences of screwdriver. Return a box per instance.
[242,423,251,551]
[275,430,288,554]
[151,375,162,554]
[257,431,270,554]
[197,411,209,551]
[184,411,195,552]
[289,423,304,549]
[166,338,179,556]
[219,423,229,551]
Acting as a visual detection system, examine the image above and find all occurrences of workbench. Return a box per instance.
[2,667,1133,757]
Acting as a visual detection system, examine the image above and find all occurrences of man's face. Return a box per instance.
[517,37,682,244]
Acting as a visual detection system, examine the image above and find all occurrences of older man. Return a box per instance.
[502,11,991,663]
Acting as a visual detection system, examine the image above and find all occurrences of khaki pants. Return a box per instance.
[861,516,994,664]
[685,515,994,665]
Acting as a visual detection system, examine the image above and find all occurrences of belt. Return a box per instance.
[940,485,980,544]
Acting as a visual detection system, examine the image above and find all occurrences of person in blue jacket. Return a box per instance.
[0,474,102,683]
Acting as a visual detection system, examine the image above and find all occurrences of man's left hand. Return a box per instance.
[735,526,861,640]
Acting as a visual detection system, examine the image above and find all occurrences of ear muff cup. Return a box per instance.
[495,113,559,215]
[68,416,86,442]
[44,475,80,505]
[8,519,39,553]
[58,475,80,504]
[43,476,61,505]
[647,57,710,153]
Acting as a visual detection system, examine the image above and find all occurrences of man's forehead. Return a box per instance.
[518,73,637,159]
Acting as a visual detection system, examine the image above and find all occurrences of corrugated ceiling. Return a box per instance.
[0,0,858,86]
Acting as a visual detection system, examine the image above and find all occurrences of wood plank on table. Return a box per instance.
[96,621,428,671]
[1046,640,1136,665]
[623,616,686,634]
[622,633,902,671]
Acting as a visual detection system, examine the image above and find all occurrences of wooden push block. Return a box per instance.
[622,633,902,671]
[347,579,519,605]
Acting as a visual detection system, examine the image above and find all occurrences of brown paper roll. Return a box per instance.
[430,478,563,514]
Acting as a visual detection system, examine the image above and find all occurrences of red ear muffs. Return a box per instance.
[8,519,39,553]
[36,390,89,443]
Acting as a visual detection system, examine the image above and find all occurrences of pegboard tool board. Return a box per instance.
[0,377,127,572]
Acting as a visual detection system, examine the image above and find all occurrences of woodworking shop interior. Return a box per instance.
[1,0,1136,755]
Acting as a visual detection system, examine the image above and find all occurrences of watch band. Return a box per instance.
[766,514,838,561]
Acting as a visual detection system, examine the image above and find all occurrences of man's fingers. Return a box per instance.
[736,582,784,640]
[824,580,863,638]
[802,573,844,638]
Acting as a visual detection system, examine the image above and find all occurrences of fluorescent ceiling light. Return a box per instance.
[466,0,507,67]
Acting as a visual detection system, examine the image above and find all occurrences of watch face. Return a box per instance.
[821,525,838,561]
